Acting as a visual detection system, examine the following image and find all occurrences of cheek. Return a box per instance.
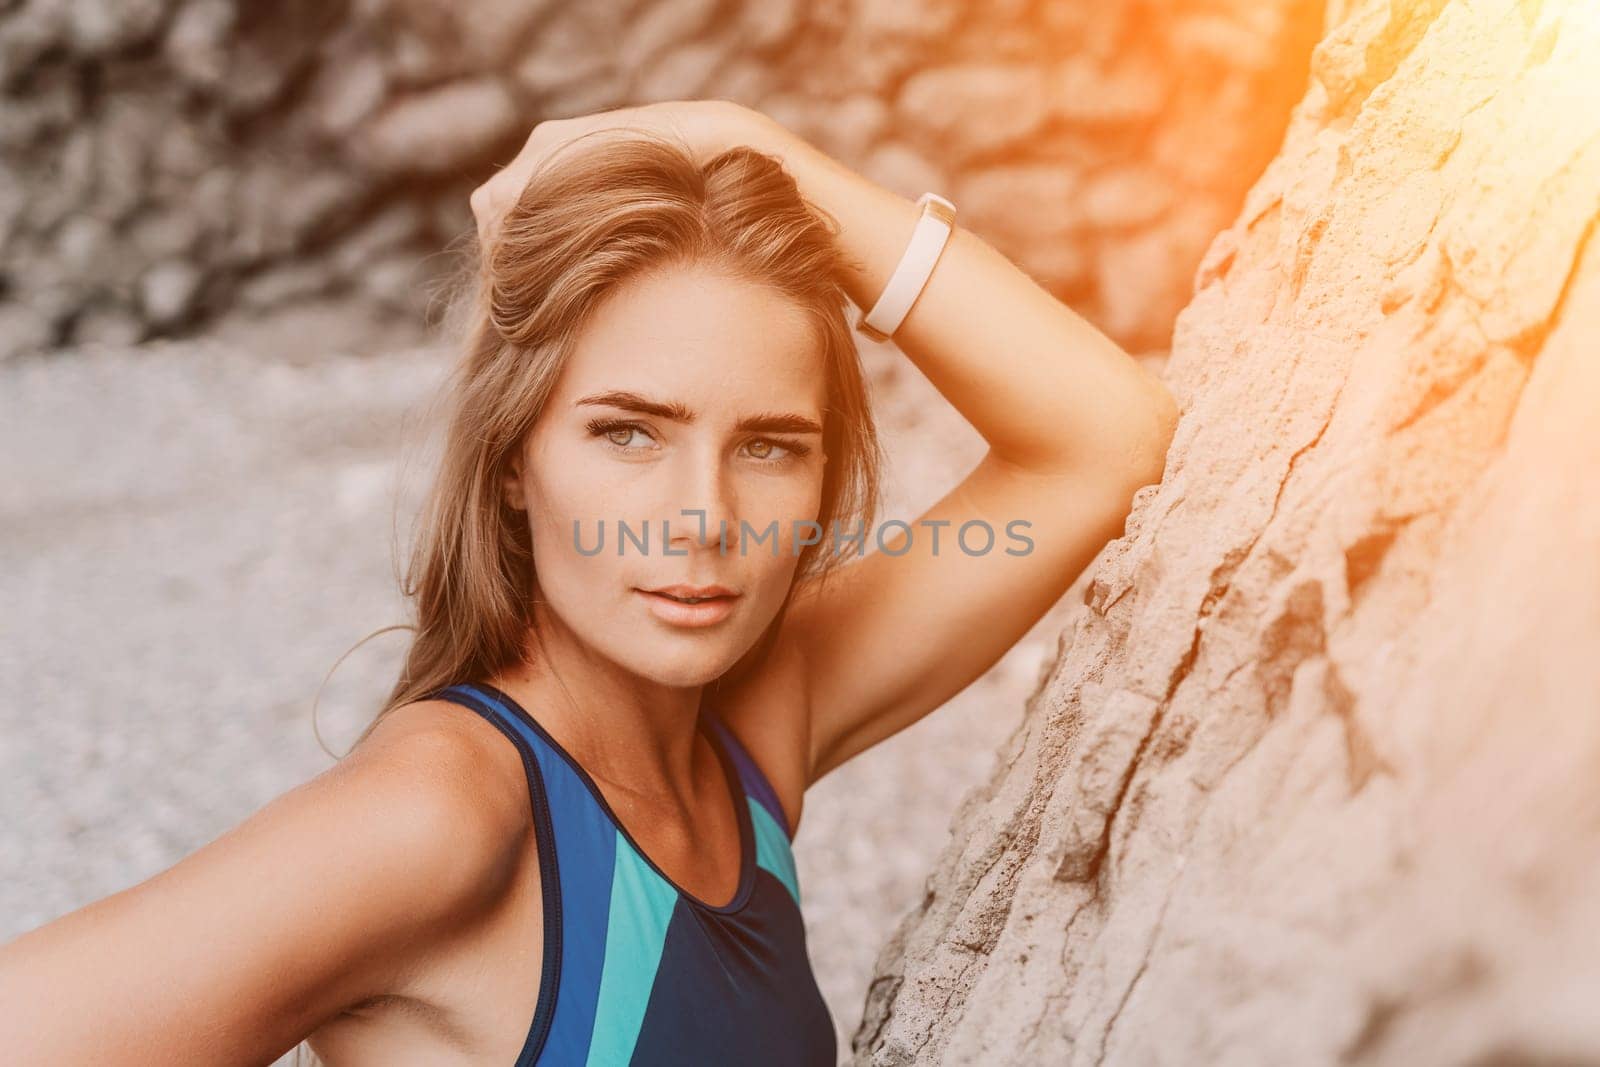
[520,443,629,593]
[739,464,825,524]
[530,466,608,535]
[734,476,824,586]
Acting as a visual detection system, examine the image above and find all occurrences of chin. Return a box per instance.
[629,639,747,689]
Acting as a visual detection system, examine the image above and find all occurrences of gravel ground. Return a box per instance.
[1,311,1070,1063]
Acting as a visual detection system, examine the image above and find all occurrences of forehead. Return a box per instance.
[555,262,827,414]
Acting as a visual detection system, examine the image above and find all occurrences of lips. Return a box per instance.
[636,585,741,628]
[644,583,739,603]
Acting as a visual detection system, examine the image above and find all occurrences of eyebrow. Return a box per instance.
[574,390,824,436]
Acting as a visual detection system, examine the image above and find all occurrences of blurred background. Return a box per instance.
[0,0,1329,1061]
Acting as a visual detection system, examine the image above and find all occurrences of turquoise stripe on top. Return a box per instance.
[584,833,683,1066]
[749,798,801,907]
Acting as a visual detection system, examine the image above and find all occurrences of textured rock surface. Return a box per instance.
[0,0,1321,359]
[853,1,1600,1063]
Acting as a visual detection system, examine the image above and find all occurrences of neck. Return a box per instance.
[487,604,707,808]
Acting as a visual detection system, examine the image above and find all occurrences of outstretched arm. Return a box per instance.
[0,708,529,1064]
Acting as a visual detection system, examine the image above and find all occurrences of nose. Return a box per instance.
[666,444,740,556]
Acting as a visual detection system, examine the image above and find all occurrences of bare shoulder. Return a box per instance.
[713,622,814,838]
[245,698,539,1002]
[348,698,534,841]
[334,698,535,902]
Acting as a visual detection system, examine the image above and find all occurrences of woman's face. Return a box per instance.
[504,260,829,688]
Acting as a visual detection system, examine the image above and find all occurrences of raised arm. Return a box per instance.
[728,107,1180,782]
[0,705,530,1065]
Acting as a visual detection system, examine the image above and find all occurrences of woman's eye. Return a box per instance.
[586,418,654,451]
[607,426,644,448]
[745,437,809,462]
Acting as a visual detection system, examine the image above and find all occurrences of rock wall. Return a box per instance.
[0,0,1321,359]
[853,0,1600,1063]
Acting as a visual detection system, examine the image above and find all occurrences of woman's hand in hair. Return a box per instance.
[469,98,764,249]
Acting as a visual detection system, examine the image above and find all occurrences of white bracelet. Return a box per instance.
[856,191,957,343]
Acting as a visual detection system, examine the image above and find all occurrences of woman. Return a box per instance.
[0,99,1178,1064]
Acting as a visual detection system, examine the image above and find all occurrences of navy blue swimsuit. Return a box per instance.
[428,682,837,1066]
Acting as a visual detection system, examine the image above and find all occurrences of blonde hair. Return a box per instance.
[316,128,883,765]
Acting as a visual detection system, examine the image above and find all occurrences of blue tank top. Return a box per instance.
[428,682,837,1066]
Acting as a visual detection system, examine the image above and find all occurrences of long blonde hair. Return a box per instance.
[321,129,884,762]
